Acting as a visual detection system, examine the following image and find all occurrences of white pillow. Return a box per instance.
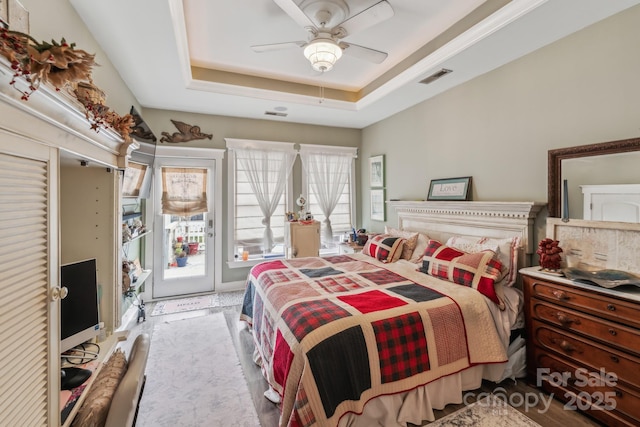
[410,232,431,263]
[446,235,520,287]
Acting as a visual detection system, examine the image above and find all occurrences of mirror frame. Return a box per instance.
[548,136,640,218]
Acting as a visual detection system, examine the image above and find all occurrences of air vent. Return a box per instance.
[264,111,288,117]
[419,68,452,85]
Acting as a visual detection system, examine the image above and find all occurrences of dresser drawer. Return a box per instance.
[524,276,640,329]
[531,319,640,390]
[533,349,640,426]
[530,299,640,356]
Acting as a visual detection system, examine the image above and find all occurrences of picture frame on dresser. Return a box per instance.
[370,188,385,221]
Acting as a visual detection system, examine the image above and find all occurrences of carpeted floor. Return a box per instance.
[136,312,260,427]
[150,291,245,316]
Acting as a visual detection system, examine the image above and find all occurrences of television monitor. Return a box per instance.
[60,258,100,354]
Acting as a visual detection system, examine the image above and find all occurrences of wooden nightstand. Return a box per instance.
[520,266,640,427]
[284,220,320,258]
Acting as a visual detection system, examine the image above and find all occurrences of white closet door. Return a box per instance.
[0,139,58,426]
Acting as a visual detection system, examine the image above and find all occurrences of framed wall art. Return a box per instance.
[427,176,472,201]
[370,188,386,221]
[369,155,384,188]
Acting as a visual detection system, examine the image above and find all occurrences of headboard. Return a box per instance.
[388,201,545,269]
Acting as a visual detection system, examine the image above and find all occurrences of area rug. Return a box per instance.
[429,394,541,426]
[136,312,260,427]
[150,291,245,316]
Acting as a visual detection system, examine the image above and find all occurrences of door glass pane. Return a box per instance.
[162,213,207,280]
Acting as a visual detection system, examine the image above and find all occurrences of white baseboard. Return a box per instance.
[216,280,246,293]
[118,304,142,332]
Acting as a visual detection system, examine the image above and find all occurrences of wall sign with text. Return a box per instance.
[427,176,472,201]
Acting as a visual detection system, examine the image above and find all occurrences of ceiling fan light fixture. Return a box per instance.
[303,38,343,72]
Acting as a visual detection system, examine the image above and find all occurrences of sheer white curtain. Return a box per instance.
[300,146,355,244]
[233,146,296,252]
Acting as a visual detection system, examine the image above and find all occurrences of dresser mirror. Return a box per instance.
[548,137,640,219]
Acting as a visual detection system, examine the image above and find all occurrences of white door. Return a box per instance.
[152,157,216,298]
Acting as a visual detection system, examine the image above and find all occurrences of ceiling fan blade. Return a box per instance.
[340,43,388,64]
[251,41,306,53]
[336,1,394,36]
[273,0,316,29]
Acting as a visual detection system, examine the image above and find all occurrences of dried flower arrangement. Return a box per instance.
[73,81,134,141]
[0,28,95,99]
[0,27,133,142]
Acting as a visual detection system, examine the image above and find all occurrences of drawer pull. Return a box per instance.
[609,329,617,336]
[607,304,616,311]
[556,312,579,326]
[552,290,569,301]
[610,355,620,363]
[559,340,574,353]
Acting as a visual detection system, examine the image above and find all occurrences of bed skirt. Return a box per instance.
[337,363,505,427]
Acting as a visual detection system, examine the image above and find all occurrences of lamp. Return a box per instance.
[303,37,343,72]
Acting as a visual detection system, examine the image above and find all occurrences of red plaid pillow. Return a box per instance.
[362,234,405,263]
[419,240,505,309]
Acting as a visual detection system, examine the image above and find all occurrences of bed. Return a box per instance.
[241,201,544,427]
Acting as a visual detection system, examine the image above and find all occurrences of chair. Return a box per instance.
[105,333,150,427]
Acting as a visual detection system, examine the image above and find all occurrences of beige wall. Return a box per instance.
[20,0,140,116]
[361,5,640,235]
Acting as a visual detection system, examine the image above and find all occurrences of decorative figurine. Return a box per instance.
[160,119,213,143]
[296,194,307,221]
[537,238,563,271]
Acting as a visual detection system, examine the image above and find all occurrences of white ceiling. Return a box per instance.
[70,0,640,129]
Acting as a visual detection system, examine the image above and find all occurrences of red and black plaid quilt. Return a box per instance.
[240,254,507,427]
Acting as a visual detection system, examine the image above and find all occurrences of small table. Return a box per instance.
[339,242,364,254]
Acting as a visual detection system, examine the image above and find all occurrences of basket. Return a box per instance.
[74,82,106,105]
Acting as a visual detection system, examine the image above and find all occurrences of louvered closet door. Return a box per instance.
[0,139,58,426]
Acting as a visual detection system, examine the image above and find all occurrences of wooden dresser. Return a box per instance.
[521,267,640,426]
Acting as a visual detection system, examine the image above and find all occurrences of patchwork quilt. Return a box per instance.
[240,254,507,427]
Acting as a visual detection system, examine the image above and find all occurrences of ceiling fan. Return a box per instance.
[252,0,394,72]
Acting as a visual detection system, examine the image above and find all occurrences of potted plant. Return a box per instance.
[176,250,188,267]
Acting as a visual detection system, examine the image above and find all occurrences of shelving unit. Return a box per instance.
[124,230,151,244]
[130,269,151,293]
[121,198,151,324]
[122,211,142,221]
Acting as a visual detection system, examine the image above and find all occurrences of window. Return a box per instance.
[226,139,296,262]
[300,144,357,252]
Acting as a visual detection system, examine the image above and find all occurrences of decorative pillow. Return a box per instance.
[447,236,520,287]
[72,349,128,427]
[419,240,505,309]
[410,232,431,263]
[384,226,419,261]
[362,234,405,263]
